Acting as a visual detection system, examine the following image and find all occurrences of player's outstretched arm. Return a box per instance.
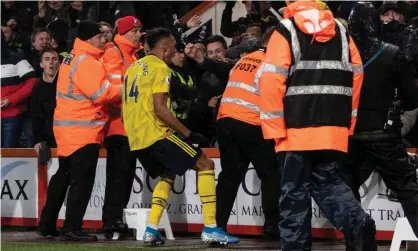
[153,92,191,138]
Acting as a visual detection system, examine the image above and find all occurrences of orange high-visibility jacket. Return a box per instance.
[101,34,139,137]
[217,50,265,126]
[54,38,122,157]
[258,1,364,153]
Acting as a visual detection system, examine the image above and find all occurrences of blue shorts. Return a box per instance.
[134,134,203,178]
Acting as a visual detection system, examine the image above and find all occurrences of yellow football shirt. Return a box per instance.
[122,55,173,150]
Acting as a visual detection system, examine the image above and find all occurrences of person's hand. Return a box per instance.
[241,32,255,42]
[1,98,11,108]
[208,95,221,108]
[217,57,231,63]
[186,132,210,146]
[38,0,46,18]
[185,43,204,64]
[35,141,52,165]
[7,18,17,28]
[34,142,42,156]
[71,1,83,12]
[232,34,244,45]
[187,15,202,28]
[94,110,106,120]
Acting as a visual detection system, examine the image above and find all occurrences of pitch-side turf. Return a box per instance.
[2,243,151,251]
[0,230,402,251]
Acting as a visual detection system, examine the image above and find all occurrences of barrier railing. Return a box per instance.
[179,0,219,23]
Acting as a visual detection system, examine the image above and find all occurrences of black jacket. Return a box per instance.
[193,57,235,114]
[381,20,405,46]
[355,45,418,133]
[25,49,42,77]
[400,24,418,88]
[220,1,278,38]
[30,76,57,147]
[188,57,235,143]
[349,2,418,134]
[135,2,189,31]
[1,2,34,32]
[87,1,135,25]
[33,3,88,29]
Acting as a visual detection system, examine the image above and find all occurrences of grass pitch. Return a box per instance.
[0,243,180,251]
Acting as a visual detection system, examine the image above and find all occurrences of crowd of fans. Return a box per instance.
[1,0,418,149]
[1,0,418,248]
[1,0,200,148]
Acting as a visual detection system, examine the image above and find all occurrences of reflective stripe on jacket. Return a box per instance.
[101,34,139,137]
[170,70,194,120]
[258,1,364,153]
[54,38,122,156]
[217,50,269,126]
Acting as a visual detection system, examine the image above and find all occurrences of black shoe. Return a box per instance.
[36,226,60,237]
[355,216,377,251]
[263,226,280,240]
[103,219,128,233]
[59,230,98,242]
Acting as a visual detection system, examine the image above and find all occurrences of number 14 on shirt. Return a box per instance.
[124,74,139,103]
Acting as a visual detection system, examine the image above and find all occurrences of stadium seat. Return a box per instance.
[123,208,175,241]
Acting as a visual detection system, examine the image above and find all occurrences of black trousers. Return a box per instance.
[102,135,137,224]
[340,137,418,237]
[62,144,100,232]
[38,157,70,229]
[278,150,368,251]
[216,118,280,230]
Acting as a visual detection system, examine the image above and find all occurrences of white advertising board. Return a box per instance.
[1,158,38,218]
[46,157,409,231]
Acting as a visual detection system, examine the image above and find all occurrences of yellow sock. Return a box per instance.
[198,170,217,227]
[148,177,173,229]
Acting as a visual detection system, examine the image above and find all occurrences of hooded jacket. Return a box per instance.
[258,1,363,153]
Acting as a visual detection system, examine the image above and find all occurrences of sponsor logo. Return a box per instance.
[1,180,29,200]
[132,165,260,197]
[125,211,138,216]
[1,161,30,200]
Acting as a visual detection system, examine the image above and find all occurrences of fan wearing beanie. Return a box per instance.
[76,20,106,49]
[50,20,122,242]
[99,15,143,239]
